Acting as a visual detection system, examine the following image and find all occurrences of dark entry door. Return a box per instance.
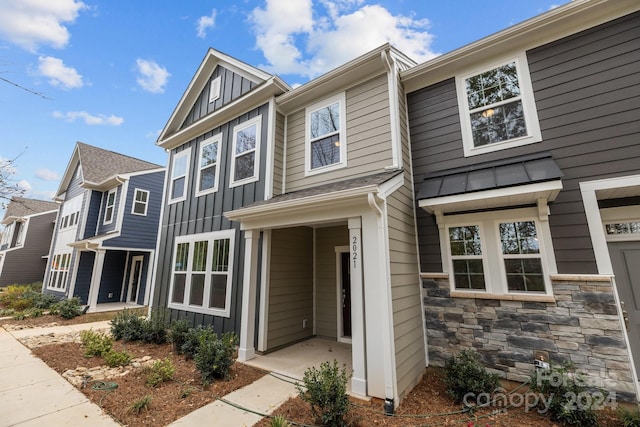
[128,256,143,303]
[341,252,352,338]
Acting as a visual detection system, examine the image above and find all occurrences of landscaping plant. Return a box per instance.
[110,308,169,343]
[620,406,640,427]
[146,357,176,386]
[296,359,350,427]
[194,331,237,384]
[80,329,113,357]
[180,325,217,359]
[443,349,499,404]
[103,349,132,367]
[56,297,82,319]
[168,318,190,353]
[128,395,152,414]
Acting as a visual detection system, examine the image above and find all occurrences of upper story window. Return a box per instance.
[442,207,554,297]
[230,116,261,187]
[14,221,25,246]
[456,53,541,157]
[132,189,149,216]
[305,92,347,175]
[196,134,222,196]
[103,188,117,224]
[209,76,221,104]
[170,149,191,203]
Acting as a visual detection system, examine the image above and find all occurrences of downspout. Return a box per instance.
[381,49,402,170]
[367,192,398,412]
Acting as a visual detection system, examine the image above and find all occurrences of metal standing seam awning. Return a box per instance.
[416,152,564,214]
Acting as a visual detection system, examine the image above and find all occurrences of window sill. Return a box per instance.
[450,291,555,303]
[168,302,230,318]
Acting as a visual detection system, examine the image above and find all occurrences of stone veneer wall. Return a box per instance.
[422,275,637,402]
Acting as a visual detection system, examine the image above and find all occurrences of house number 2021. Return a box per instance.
[352,236,358,268]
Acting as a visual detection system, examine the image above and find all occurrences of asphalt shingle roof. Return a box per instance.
[76,142,161,184]
[3,197,58,220]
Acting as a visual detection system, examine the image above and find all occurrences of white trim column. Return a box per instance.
[88,249,106,309]
[238,229,259,361]
[348,217,367,396]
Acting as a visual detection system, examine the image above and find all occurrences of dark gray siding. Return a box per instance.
[82,191,103,240]
[0,212,56,287]
[73,251,94,303]
[408,10,640,274]
[97,250,126,303]
[123,251,150,304]
[66,165,86,199]
[105,171,164,249]
[96,186,121,235]
[154,103,271,334]
[182,65,257,129]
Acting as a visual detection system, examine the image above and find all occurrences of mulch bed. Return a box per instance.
[2,309,146,328]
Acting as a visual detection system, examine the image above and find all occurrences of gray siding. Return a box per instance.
[96,186,121,235]
[0,212,56,287]
[97,251,126,303]
[267,227,313,349]
[183,65,257,129]
[82,191,103,240]
[284,74,394,192]
[407,10,640,275]
[273,112,285,196]
[73,251,94,304]
[314,226,348,339]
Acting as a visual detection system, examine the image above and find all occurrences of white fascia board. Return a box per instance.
[55,147,81,198]
[419,180,563,214]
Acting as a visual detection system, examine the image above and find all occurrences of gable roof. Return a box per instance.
[2,197,58,224]
[157,48,291,149]
[56,142,162,197]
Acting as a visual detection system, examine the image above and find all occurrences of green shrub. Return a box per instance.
[181,325,217,359]
[128,395,152,414]
[168,319,190,353]
[141,309,169,344]
[620,406,640,427]
[111,309,146,341]
[104,349,132,367]
[146,357,176,386]
[31,293,58,310]
[80,329,113,357]
[443,349,500,404]
[24,307,44,318]
[194,331,237,384]
[296,359,350,427]
[529,364,599,426]
[270,415,292,427]
[56,297,82,319]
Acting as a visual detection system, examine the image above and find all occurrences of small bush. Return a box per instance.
[529,364,599,426]
[168,319,190,353]
[141,309,169,344]
[194,331,237,384]
[24,307,44,318]
[444,349,500,404]
[270,415,292,427]
[31,293,58,310]
[128,395,152,414]
[0,283,42,310]
[111,309,146,341]
[620,406,640,427]
[296,359,350,427]
[146,357,176,386]
[80,329,113,357]
[104,349,132,367]
[181,325,217,359]
[56,297,82,319]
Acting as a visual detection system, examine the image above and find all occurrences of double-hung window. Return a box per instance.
[456,53,541,156]
[47,252,71,291]
[170,149,191,203]
[132,189,149,215]
[305,92,346,175]
[230,116,261,187]
[443,208,553,297]
[103,189,116,224]
[168,230,235,317]
[196,134,222,196]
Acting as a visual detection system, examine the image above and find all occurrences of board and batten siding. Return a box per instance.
[153,104,270,334]
[267,227,313,349]
[97,251,126,303]
[284,74,394,192]
[407,10,640,275]
[314,225,349,339]
[182,65,257,129]
[73,251,95,304]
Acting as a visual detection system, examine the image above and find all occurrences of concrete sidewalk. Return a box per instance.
[0,321,296,426]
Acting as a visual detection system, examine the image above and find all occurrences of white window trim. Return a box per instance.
[46,251,72,292]
[601,206,640,242]
[305,92,347,176]
[103,188,117,225]
[455,53,542,157]
[167,229,235,317]
[131,188,150,216]
[14,220,27,246]
[440,207,555,298]
[230,116,261,188]
[169,149,191,204]
[209,76,221,104]
[196,134,222,197]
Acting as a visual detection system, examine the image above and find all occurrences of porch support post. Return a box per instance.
[238,229,259,362]
[87,250,106,309]
[348,217,367,396]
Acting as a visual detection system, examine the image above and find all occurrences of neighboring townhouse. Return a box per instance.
[225,44,426,408]
[403,0,640,401]
[0,197,58,287]
[150,49,290,333]
[43,142,164,311]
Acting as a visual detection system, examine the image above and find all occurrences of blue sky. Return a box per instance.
[0,0,566,208]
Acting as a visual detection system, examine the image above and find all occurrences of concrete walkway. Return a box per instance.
[0,321,296,427]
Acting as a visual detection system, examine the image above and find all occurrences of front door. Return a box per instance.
[610,242,640,375]
[338,251,352,342]
[127,256,144,303]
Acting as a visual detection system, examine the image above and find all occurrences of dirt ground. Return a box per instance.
[7,312,626,426]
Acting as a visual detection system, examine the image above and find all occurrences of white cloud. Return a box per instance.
[37,56,83,89]
[0,0,87,52]
[250,0,437,79]
[17,180,32,192]
[52,110,124,126]
[196,9,217,38]
[135,59,170,94]
[35,168,60,181]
